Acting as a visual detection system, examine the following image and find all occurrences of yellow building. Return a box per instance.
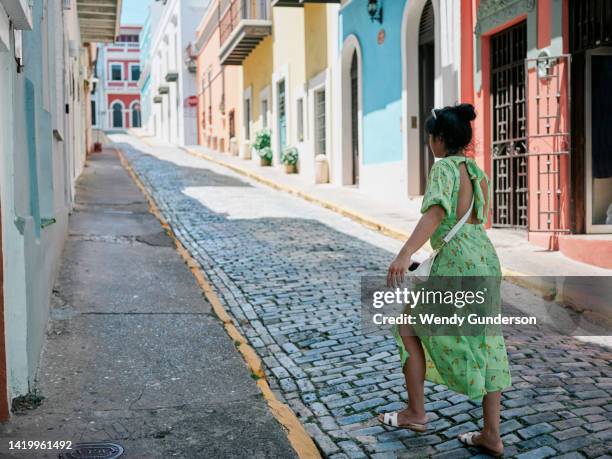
[219,0,340,183]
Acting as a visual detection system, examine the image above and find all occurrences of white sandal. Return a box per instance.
[458,431,504,457]
[378,412,427,433]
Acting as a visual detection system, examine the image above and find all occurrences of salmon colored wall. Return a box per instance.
[460,1,474,107]
[196,6,242,152]
[537,0,552,48]
[466,0,572,246]
[525,61,571,244]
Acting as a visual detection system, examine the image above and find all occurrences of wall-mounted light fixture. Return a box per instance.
[368,0,383,24]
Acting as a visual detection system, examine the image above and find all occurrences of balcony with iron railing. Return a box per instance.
[271,0,339,7]
[106,42,140,52]
[219,0,272,65]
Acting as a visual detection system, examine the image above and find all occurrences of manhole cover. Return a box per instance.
[60,442,124,459]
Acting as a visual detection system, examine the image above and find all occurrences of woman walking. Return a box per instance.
[378,104,511,457]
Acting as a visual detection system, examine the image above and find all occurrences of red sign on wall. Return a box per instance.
[186,96,198,107]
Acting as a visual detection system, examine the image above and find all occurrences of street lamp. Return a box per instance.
[368,0,383,24]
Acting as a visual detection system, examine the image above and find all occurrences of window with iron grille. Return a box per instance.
[490,21,528,228]
[315,89,326,156]
[569,0,612,53]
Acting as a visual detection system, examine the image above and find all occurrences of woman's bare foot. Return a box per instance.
[377,407,428,427]
[458,430,504,457]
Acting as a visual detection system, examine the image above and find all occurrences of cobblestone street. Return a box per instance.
[114,134,612,459]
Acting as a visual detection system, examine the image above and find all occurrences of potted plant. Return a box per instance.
[253,129,272,166]
[281,147,298,174]
[258,146,273,166]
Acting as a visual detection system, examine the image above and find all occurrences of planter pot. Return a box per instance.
[284,164,297,174]
[260,157,272,166]
[315,154,329,184]
[238,139,250,159]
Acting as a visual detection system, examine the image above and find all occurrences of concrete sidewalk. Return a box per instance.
[156,137,611,278]
[0,148,297,458]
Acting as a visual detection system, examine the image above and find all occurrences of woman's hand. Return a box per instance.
[387,205,445,288]
[387,250,413,288]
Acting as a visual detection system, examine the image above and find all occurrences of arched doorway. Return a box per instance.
[350,51,360,185]
[112,102,123,128]
[131,102,141,128]
[418,0,435,194]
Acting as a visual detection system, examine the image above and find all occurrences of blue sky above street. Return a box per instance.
[120,0,151,25]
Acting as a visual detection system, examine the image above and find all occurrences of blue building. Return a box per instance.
[337,0,461,199]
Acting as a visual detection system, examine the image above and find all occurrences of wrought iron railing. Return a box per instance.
[524,54,572,233]
[219,0,270,45]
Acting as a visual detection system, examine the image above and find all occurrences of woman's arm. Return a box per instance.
[387,205,446,287]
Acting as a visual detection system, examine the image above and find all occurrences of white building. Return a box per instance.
[138,1,164,136]
[0,0,119,418]
[92,25,142,131]
[145,0,208,145]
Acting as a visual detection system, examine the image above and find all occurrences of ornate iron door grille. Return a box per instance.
[524,54,572,233]
[569,0,612,53]
[491,21,528,228]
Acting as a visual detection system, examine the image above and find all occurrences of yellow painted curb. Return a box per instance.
[115,147,321,459]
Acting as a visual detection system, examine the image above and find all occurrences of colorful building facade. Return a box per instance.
[338,0,462,200]
[195,0,242,154]
[217,0,340,184]
[93,25,142,130]
[461,0,612,267]
[187,0,611,268]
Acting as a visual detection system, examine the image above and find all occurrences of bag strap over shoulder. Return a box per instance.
[441,156,474,246]
[442,195,474,245]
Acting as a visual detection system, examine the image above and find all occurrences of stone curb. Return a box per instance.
[115,146,322,459]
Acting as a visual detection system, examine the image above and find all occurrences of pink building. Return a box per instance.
[461,0,612,268]
[92,25,142,130]
[194,1,241,154]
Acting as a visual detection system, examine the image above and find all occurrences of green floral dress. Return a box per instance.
[394,156,511,400]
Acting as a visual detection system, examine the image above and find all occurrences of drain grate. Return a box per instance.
[60,442,124,459]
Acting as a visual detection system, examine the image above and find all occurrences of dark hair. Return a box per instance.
[425,104,476,155]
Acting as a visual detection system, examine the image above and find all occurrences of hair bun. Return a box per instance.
[454,104,476,122]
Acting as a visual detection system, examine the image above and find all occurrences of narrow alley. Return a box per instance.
[0,147,296,458]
